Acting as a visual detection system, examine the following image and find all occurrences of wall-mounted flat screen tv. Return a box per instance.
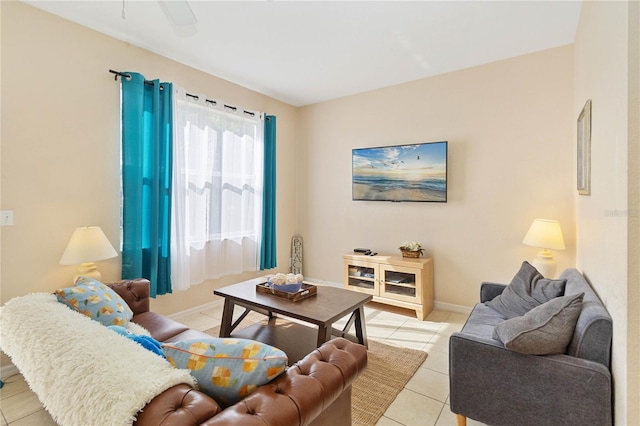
[352,141,447,202]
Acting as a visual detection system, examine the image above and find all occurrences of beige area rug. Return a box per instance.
[204,312,428,426]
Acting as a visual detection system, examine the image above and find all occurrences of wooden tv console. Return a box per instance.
[342,253,433,320]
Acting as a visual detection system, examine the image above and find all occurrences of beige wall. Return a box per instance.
[629,3,640,424]
[574,1,639,424]
[298,46,575,308]
[0,1,299,314]
[3,2,636,424]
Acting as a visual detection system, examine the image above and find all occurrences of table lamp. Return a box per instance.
[522,218,565,278]
[60,226,118,283]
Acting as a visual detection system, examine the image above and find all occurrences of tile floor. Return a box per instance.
[0,301,485,426]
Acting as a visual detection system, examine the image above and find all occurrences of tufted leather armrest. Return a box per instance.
[134,384,222,426]
[200,337,367,425]
[107,279,151,315]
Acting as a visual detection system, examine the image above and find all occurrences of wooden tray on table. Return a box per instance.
[255,282,317,302]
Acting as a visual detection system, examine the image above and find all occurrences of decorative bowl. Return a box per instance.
[267,282,302,293]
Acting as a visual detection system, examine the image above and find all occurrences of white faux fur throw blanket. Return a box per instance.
[0,293,195,426]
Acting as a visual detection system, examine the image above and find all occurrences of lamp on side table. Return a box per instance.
[60,226,118,283]
[522,218,565,278]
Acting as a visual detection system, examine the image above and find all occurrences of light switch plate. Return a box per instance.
[1,210,14,226]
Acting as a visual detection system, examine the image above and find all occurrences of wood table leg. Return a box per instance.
[456,414,467,426]
[342,311,357,334]
[219,298,235,337]
[354,305,368,348]
[317,323,332,347]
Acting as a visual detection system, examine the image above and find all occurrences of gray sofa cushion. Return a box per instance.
[494,292,584,355]
[485,261,566,319]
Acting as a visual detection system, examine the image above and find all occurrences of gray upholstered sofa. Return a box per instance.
[449,267,612,426]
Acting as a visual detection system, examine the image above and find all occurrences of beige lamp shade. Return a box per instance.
[522,219,565,278]
[522,219,566,250]
[60,226,118,283]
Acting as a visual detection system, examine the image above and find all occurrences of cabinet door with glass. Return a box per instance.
[344,259,379,296]
[379,263,422,303]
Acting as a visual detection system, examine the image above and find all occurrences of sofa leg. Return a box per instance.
[456,414,467,426]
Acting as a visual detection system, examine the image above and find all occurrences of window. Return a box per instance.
[171,89,264,289]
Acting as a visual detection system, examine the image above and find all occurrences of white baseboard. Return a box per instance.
[167,299,224,319]
[434,301,472,315]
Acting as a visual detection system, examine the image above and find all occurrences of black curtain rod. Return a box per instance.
[109,69,256,117]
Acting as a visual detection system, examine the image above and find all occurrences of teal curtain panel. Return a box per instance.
[121,72,173,296]
[260,115,277,270]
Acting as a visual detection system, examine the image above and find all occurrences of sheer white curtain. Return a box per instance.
[171,87,264,290]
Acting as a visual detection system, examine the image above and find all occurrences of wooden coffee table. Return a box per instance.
[214,277,372,362]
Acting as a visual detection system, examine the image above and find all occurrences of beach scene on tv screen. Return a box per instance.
[352,141,447,202]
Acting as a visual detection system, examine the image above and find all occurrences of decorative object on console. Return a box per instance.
[59,226,118,283]
[399,241,424,258]
[577,99,592,195]
[522,219,565,278]
[352,141,447,202]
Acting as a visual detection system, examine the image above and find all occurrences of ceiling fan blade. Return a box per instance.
[158,0,197,27]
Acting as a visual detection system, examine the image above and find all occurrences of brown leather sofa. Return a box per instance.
[108,279,368,426]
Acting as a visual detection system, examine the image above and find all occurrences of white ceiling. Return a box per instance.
[23,1,583,107]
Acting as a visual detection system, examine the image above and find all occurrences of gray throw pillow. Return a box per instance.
[485,261,566,319]
[493,292,584,355]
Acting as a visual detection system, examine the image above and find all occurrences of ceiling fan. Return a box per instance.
[121,0,197,28]
[157,0,197,27]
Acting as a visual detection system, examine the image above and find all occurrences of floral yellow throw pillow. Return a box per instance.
[54,277,134,326]
[162,338,288,407]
